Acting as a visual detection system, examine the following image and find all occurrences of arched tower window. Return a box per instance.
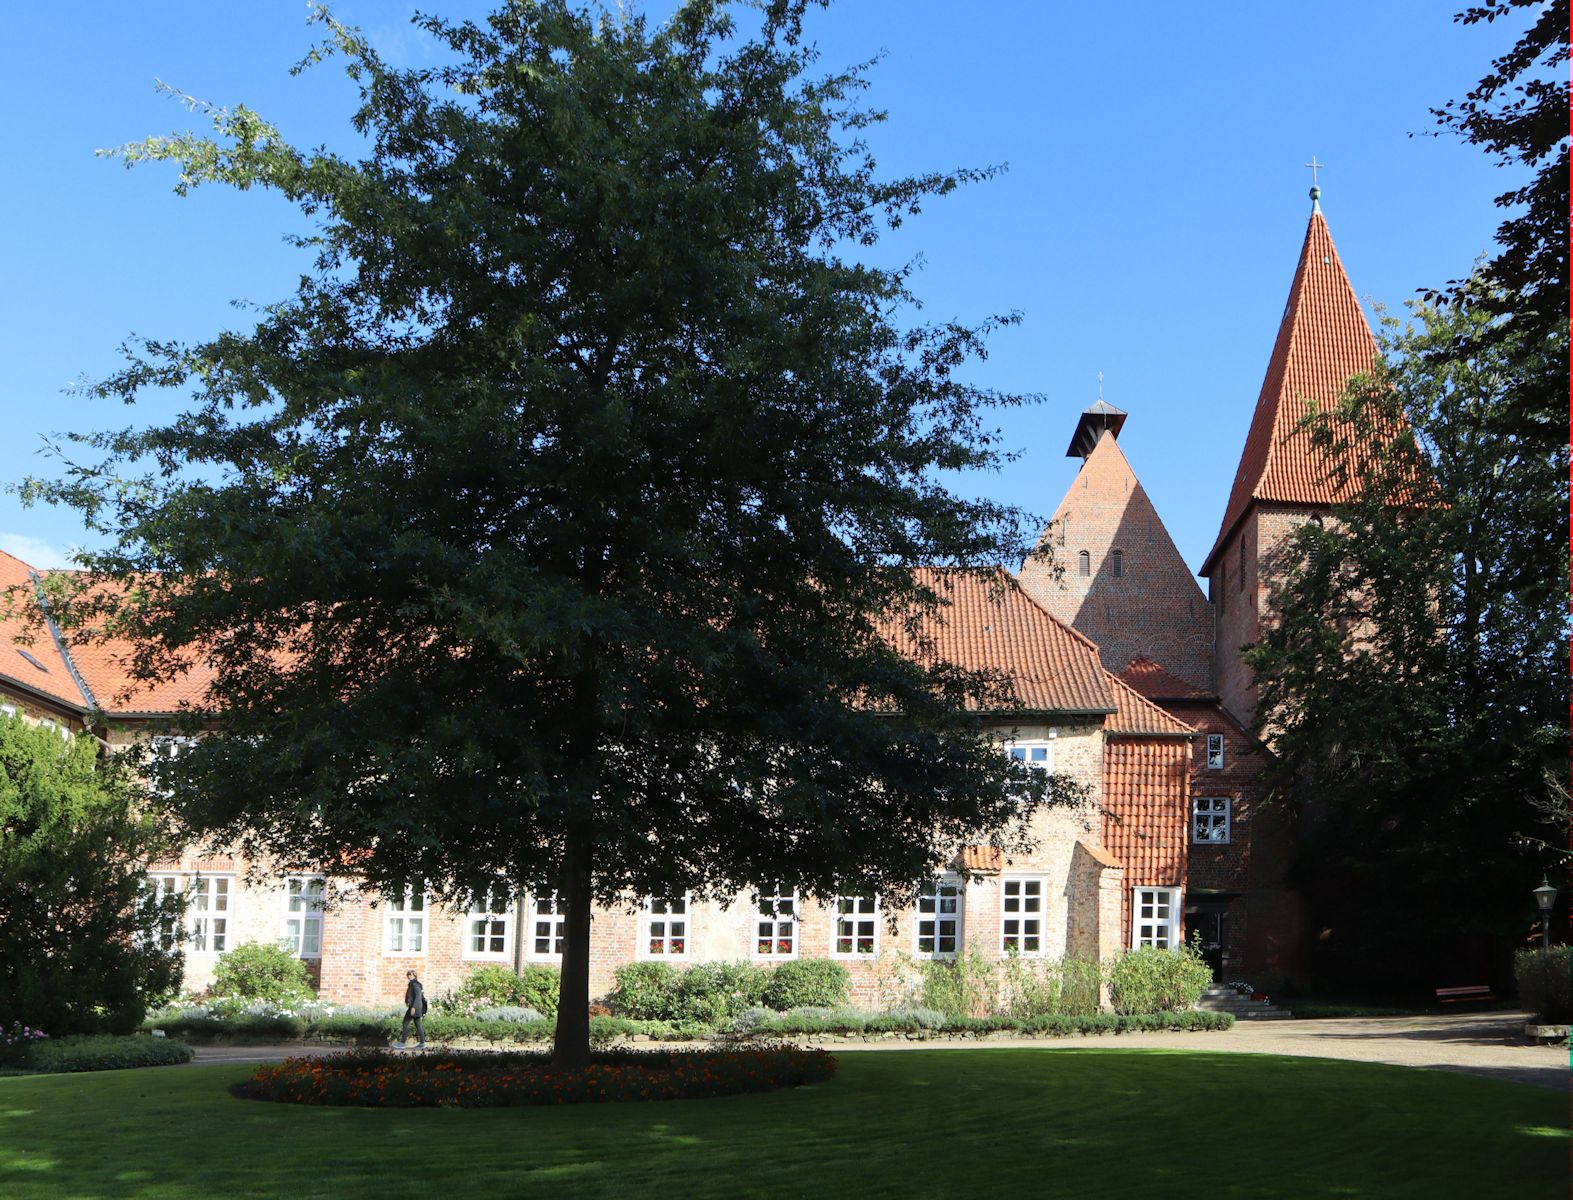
[1078,550,1090,577]
[1111,549,1123,577]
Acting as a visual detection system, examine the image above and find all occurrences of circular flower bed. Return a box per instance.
[233,1045,836,1107]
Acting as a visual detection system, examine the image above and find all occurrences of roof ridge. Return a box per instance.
[27,570,96,713]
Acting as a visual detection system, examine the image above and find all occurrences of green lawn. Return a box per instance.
[0,1049,1565,1199]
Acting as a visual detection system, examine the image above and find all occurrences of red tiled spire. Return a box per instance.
[1201,207,1380,575]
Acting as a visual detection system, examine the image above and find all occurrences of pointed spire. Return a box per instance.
[1201,201,1380,575]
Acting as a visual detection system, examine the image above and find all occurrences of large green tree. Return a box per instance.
[1246,289,1567,990]
[0,713,183,1035]
[32,2,1077,1064]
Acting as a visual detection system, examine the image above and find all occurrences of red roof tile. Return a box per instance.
[1202,210,1381,574]
[0,552,91,711]
[1075,838,1123,870]
[1117,658,1214,702]
[1102,739,1189,890]
[46,573,214,715]
[960,845,1004,873]
[1103,671,1195,737]
[885,569,1116,714]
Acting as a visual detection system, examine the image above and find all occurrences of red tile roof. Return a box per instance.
[887,569,1117,714]
[960,845,1004,873]
[0,552,91,711]
[1075,838,1123,870]
[1202,210,1381,575]
[1102,738,1189,889]
[1103,672,1195,737]
[1117,658,1215,702]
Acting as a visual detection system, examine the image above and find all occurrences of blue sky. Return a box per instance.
[0,1,1525,576]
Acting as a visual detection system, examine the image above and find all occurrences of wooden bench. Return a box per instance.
[1436,985,1493,1006]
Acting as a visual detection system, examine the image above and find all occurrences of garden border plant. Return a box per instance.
[235,1045,836,1107]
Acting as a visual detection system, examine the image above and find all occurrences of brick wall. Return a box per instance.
[1020,431,1214,691]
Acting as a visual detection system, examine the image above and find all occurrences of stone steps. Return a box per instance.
[1197,986,1294,1020]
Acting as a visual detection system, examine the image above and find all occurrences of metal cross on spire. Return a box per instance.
[1305,156,1325,211]
[1305,156,1325,187]
[1096,371,1104,402]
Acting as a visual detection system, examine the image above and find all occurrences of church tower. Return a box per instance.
[1201,188,1381,727]
[1019,400,1214,691]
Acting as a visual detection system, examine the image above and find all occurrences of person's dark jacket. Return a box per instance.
[404,978,426,1015]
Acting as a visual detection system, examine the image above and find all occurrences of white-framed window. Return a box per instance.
[383,886,427,955]
[753,884,798,958]
[915,876,962,958]
[146,873,184,950]
[37,717,70,740]
[464,884,514,960]
[641,895,689,958]
[1192,797,1231,845]
[282,875,325,958]
[187,875,232,952]
[527,893,565,960]
[1133,887,1182,950]
[1206,734,1225,769]
[0,702,17,719]
[1001,876,1044,956]
[1007,740,1055,775]
[832,895,879,957]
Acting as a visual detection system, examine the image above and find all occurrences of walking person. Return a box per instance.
[394,969,428,1049]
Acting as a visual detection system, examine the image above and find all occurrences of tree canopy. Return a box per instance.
[0,714,182,1035]
[1246,288,1567,990]
[30,1,1079,1062]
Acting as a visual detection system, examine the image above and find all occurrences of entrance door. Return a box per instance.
[1184,909,1225,981]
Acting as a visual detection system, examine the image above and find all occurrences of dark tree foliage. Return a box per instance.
[1246,291,1568,992]
[1427,0,1567,475]
[29,2,1081,1064]
[0,714,183,1036]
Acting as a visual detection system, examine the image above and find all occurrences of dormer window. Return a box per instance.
[1078,551,1090,577]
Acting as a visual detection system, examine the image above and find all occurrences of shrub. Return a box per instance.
[1515,947,1571,1023]
[21,1034,194,1073]
[440,964,561,1019]
[760,959,850,1010]
[877,1006,948,1029]
[475,1006,544,1023]
[918,952,996,1018]
[0,719,182,1036]
[210,942,316,1006]
[607,962,680,1020]
[0,1022,50,1067]
[672,962,770,1024]
[1000,954,1105,1018]
[731,1005,776,1034]
[1107,946,1213,1015]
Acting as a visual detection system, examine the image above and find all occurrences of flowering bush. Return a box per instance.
[0,1022,49,1066]
[237,1045,836,1107]
[438,964,560,1019]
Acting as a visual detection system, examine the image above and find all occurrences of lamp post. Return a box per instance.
[1532,877,1558,951]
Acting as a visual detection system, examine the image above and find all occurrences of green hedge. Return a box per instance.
[20,1035,194,1074]
[1515,947,1571,1023]
[742,1008,1232,1038]
[760,960,850,1010]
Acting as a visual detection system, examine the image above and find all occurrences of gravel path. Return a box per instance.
[188,1011,1570,1092]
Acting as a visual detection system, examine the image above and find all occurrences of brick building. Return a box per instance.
[0,193,1379,1003]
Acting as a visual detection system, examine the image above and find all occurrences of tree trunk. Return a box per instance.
[551,826,594,1068]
